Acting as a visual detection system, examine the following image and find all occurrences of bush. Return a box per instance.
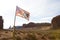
[5,31,8,33]
[25,33,37,40]
[17,32,20,34]
[16,36,21,40]
[1,38,8,40]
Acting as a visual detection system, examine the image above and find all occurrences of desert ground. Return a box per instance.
[0,26,60,40]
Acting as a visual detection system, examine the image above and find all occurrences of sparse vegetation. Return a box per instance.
[1,38,8,40]
[16,36,21,40]
[0,29,60,40]
[5,31,8,33]
[25,33,37,40]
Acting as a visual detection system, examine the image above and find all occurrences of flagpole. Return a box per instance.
[12,6,30,40]
[13,7,16,40]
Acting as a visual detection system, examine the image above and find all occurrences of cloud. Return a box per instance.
[39,17,54,23]
[46,0,60,16]
[0,0,60,29]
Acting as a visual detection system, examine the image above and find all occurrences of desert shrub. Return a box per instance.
[41,36,47,40]
[48,35,55,40]
[25,33,37,40]
[41,34,50,40]
[17,32,20,34]
[47,30,60,39]
[5,31,8,33]
[16,36,21,40]
[1,38,8,40]
[37,32,42,35]
[19,30,25,33]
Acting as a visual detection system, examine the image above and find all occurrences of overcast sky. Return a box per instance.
[0,0,60,29]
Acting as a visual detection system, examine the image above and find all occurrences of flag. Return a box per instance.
[16,6,30,20]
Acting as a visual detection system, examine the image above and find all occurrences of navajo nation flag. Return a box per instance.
[16,6,30,20]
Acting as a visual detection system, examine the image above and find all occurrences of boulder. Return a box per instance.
[51,15,60,29]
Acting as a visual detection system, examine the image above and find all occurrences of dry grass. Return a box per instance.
[0,27,60,40]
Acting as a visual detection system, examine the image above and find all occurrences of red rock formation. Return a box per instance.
[22,22,51,28]
[0,16,3,29]
[51,15,60,29]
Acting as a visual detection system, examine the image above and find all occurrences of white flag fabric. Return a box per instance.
[16,6,30,20]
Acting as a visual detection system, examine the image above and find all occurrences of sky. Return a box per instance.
[0,0,60,29]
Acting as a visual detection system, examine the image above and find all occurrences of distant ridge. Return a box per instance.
[9,22,51,29]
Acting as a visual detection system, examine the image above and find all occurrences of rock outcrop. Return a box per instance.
[51,15,60,29]
[0,16,3,29]
[23,22,51,28]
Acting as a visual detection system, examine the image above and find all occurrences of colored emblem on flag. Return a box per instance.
[16,6,30,20]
